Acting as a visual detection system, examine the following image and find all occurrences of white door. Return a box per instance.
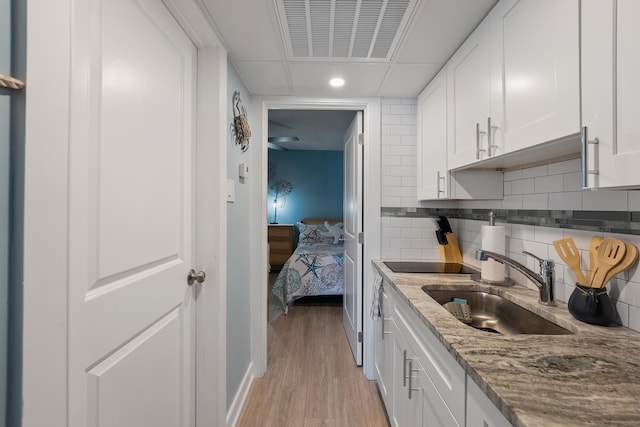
[69,0,196,425]
[343,111,363,366]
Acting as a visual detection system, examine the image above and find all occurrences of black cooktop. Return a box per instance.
[383,261,477,274]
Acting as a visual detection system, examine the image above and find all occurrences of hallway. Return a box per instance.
[237,304,389,426]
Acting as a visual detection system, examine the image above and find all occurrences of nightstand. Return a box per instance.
[268,224,295,267]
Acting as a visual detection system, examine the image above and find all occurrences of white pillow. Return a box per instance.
[324,221,344,244]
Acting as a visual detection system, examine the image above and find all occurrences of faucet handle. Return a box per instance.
[523,251,553,273]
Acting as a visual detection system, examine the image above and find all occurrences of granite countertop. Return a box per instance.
[373,259,640,427]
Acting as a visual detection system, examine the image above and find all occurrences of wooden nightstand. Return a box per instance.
[268,224,295,267]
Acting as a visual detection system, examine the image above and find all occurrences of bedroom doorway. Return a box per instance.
[256,98,381,381]
[266,109,355,326]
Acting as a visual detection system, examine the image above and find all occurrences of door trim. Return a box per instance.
[254,97,381,380]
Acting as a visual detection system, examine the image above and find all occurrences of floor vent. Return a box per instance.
[275,0,418,61]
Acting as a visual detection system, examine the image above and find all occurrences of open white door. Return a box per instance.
[343,111,364,365]
[23,0,199,425]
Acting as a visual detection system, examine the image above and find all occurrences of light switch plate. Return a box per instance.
[239,163,249,179]
[227,178,235,203]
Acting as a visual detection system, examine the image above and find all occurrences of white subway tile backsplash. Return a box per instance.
[535,175,563,193]
[503,181,512,195]
[502,195,523,209]
[629,191,640,211]
[522,164,548,178]
[547,158,581,175]
[382,156,402,166]
[549,192,582,210]
[511,178,535,194]
[503,170,522,181]
[511,224,535,241]
[616,301,629,327]
[523,193,549,209]
[629,305,640,331]
[582,190,628,211]
[563,172,582,191]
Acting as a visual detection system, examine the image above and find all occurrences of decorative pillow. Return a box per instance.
[324,221,344,244]
[296,222,335,244]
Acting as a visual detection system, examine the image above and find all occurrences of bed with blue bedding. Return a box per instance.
[272,219,344,314]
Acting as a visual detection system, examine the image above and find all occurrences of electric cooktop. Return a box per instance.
[383,261,477,274]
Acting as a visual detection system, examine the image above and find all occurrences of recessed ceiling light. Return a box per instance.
[329,78,345,88]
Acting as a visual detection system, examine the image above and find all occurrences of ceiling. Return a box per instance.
[269,109,357,150]
[200,0,498,98]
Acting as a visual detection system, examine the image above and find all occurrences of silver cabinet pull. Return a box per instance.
[187,269,206,285]
[487,117,499,157]
[408,359,420,399]
[403,350,408,386]
[581,126,599,188]
[476,123,486,160]
[437,171,445,198]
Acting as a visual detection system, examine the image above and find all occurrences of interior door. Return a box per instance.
[67,0,197,425]
[343,111,363,365]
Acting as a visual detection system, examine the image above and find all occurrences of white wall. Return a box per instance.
[380,97,640,333]
[226,63,254,411]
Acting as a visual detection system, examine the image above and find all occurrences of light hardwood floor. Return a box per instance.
[237,303,390,427]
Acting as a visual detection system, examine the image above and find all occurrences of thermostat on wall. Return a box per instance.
[239,163,249,179]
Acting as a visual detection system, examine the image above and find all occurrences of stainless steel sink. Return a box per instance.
[422,288,573,335]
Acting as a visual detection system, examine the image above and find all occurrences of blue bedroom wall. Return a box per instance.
[268,150,344,225]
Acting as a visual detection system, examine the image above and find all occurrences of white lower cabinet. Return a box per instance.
[466,378,511,427]
[376,281,510,427]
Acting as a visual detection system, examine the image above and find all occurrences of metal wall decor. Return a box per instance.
[232,91,251,152]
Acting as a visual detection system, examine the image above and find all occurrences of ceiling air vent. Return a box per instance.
[275,0,418,61]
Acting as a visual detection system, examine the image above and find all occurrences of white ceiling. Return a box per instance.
[201,0,498,98]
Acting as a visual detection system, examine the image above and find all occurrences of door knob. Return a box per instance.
[187,269,206,285]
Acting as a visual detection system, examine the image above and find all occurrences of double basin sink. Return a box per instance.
[383,261,572,336]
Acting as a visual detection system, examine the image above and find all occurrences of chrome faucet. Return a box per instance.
[476,249,555,306]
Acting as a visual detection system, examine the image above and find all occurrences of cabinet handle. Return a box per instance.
[403,350,408,386]
[436,171,445,197]
[408,360,420,400]
[487,117,499,157]
[382,318,392,339]
[581,126,599,188]
[476,123,486,160]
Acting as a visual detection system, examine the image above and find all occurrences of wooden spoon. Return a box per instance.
[591,238,627,288]
[586,236,604,285]
[602,242,638,286]
[553,238,589,285]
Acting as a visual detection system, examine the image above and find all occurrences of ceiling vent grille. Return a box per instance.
[276,0,418,61]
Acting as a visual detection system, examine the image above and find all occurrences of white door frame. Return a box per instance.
[22,1,227,426]
[253,97,381,380]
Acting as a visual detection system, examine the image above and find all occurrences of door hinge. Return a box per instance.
[358,133,364,145]
[357,232,364,244]
[358,331,363,343]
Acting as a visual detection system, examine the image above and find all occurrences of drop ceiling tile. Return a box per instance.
[396,0,497,63]
[202,0,283,61]
[378,63,443,97]
[233,61,291,95]
[288,62,391,97]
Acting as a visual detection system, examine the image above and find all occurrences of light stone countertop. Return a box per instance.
[373,259,640,427]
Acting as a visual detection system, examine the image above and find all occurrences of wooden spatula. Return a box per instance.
[602,242,638,286]
[553,238,589,285]
[586,236,604,285]
[591,238,627,288]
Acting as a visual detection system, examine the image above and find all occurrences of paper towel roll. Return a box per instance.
[481,225,506,282]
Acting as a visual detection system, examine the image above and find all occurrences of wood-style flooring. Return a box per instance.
[236,303,390,427]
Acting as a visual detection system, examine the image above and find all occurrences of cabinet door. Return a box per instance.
[374,285,394,415]
[466,377,511,427]
[582,0,640,189]
[417,68,448,200]
[391,320,424,427]
[490,0,580,155]
[447,20,491,170]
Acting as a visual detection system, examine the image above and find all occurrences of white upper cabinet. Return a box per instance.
[447,0,580,171]
[582,0,640,189]
[447,20,492,170]
[489,0,580,156]
[417,68,448,199]
[418,67,503,201]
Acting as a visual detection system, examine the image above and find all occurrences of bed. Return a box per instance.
[272,218,344,314]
